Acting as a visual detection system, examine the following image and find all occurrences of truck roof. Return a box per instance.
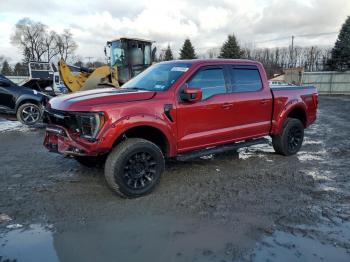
[160,59,261,66]
[107,37,154,44]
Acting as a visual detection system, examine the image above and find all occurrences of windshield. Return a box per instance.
[110,40,125,66]
[0,74,16,87]
[121,63,191,91]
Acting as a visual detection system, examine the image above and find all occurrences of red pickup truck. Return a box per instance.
[43,59,318,198]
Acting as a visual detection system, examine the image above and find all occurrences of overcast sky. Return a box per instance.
[0,0,349,63]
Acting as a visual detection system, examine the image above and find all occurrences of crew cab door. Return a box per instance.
[224,65,273,139]
[176,65,233,152]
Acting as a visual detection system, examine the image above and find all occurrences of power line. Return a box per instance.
[296,32,338,38]
[256,31,338,44]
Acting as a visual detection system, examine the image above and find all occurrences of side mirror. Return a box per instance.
[180,86,202,102]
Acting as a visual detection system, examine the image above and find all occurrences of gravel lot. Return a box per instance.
[0,96,350,262]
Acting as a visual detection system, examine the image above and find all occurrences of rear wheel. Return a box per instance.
[105,138,164,198]
[272,118,304,156]
[17,103,41,125]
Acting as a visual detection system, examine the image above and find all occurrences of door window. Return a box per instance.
[187,68,226,100]
[231,68,262,92]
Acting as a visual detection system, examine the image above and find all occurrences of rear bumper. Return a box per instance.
[44,125,106,156]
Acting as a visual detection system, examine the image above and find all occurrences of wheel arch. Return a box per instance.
[118,125,170,156]
[15,95,43,112]
[107,116,176,157]
[272,103,307,135]
[287,107,307,127]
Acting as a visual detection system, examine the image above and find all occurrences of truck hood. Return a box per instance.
[48,88,156,111]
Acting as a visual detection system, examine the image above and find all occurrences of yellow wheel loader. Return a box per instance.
[59,37,155,92]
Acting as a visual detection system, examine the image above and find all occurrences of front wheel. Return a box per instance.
[104,138,165,198]
[272,118,304,156]
[16,103,41,125]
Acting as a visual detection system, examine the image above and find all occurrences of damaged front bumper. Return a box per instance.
[44,125,106,156]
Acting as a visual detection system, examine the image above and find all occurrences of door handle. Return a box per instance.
[260,99,269,104]
[222,103,234,109]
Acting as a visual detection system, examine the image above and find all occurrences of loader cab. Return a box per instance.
[107,37,155,84]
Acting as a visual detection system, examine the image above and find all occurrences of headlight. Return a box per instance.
[74,112,105,141]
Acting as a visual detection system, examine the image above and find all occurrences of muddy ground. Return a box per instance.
[0,96,350,262]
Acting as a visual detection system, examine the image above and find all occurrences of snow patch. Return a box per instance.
[297,149,327,162]
[238,142,274,160]
[0,119,30,133]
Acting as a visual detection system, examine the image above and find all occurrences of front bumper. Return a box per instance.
[44,125,103,156]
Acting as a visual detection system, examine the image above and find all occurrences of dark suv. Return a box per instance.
[0,75,49,125]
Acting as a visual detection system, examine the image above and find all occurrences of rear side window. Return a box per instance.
[231,68,262,92]
[187,68,226,100]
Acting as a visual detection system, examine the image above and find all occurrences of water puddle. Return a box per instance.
[248,222,350,262]
[0,224,58,262]
[0,216,252,262]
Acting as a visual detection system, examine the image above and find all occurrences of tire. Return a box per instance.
[16,103,41,125]
[105,138,164,198]
[74,155,106,168]
[272,118,304,156]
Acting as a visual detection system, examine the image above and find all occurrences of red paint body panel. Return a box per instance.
[43,59,318,158]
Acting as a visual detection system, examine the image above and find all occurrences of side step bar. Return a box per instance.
[176,138,269,161]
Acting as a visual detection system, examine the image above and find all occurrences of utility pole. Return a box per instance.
[85,56,94,66]
[290,35,295,68]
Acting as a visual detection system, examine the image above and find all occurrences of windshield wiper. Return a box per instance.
[123,87,147,91]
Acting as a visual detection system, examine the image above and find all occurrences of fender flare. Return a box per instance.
[272,100,307,135]
[102,114,177,157]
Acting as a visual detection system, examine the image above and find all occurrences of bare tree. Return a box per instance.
[56,29,78,61]
[11,18,47,61]
[207,48,220,58]
[44,31,60,62]
[0,55,5,72]
[11,18,78,63]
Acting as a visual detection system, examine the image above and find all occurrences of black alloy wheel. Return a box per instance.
[105,138,164,198]
[17,103,41,125]
[272,118,304,156]
[122,152,157,190]
[287,126,303,152]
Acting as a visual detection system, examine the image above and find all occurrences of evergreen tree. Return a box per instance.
[1,60,13,76]
[13,62,28,76]
[23,47,31,63]
[179,39,197,59]
[164,45,174,61]
[328,16,350,70]
[219,33,243,59]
